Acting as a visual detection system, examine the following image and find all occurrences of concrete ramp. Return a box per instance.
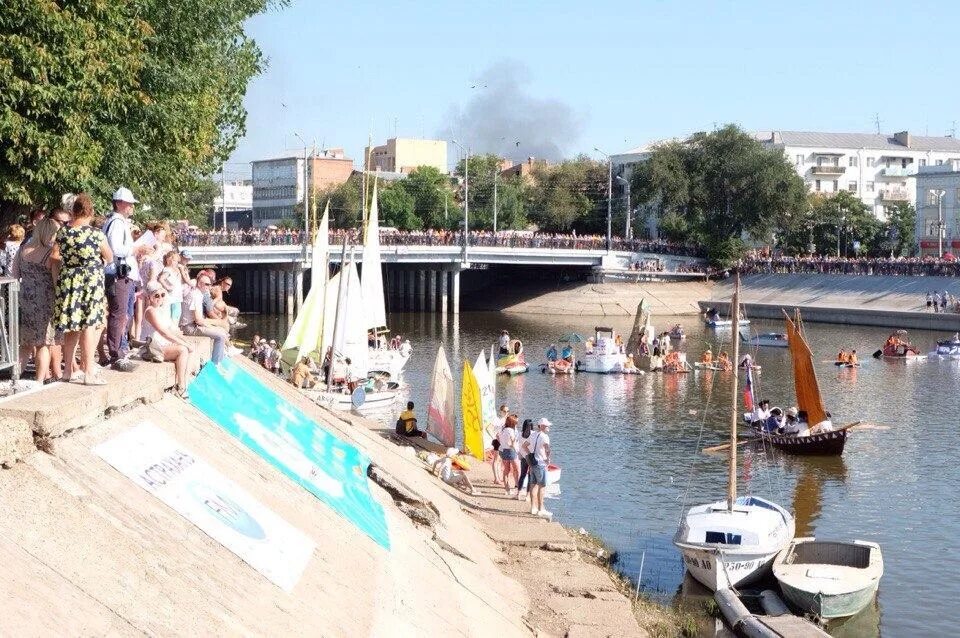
[0,363,531,636]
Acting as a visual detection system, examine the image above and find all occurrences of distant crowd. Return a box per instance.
[173,227,705,256]
[738,256,960,277]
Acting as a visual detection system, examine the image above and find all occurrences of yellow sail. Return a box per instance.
[784,310,827,426]
[461,362,485,460]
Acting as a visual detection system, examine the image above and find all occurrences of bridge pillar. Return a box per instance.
[417,270,427,311]
[271,270,279,315]
[427,269,437,312]
[294,265,304,313]
[243,270,253,312]
[259,270,268,314]
[285,268,295,316]
[452,268,460,315]
[440,268,449,314]
[406,270,415,311]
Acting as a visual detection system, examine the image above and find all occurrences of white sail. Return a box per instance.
[426,346,456,447]
[474,352,497,450]
[281,202,330,368]
[311,201,330,290]
[361,181,387,331]
[325,261,368,378]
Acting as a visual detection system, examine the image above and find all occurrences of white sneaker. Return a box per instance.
[538,509,553,519]
[530,507,539,516]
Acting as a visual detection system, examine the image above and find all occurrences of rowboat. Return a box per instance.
[674,273,795,591]
[773,538,883,619]
[930,336,960,359]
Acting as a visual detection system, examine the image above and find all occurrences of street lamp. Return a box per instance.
[452,140,470,262]
[293,132,310,247]
[616,175,631,240]
[594,147,613,252]
[934,189,946,257]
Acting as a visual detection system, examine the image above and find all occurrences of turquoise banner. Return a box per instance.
[189,359,390,549]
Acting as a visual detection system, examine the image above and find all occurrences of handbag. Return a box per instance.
[145,337,166,363]
[527,433,541,467]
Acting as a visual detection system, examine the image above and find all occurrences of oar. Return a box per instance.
[702,439,753,454]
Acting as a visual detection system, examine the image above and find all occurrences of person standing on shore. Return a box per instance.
[516,419,533,501]
[523,418,553,518]
[497,415,521,496]
[103,187,140,371]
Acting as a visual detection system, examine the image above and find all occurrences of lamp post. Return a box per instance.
[616,175,631,240]
[934,189,946,257]
[294,133,310,247]
[594,147,613,252]
[452,140,470,262]
[492,168,498,234]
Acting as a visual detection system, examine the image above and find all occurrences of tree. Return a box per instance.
[315,175,362,228]
[527,157,607,233]
[631,125,808,264]
[0,0,276,222]
[778,191,883,257]
[378,181,419,229]
[884,201,917,257]
[398,166,455,229]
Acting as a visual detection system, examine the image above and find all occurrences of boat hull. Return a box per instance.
[675,544,780,591]
[368,349,410,379]
[705,318,751,328]
[307,389,400,412]
[757,429,847,456]
[778,579,879,619]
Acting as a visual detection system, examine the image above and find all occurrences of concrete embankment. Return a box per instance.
[703,273,960,330]
[492,280,713,317]
[0,346,654,636]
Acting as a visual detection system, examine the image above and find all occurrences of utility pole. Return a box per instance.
[493,168,498,234]
[937,189,946,257]
[616,175,631,240]
[220,169,226,229]
[452,140,470,262]
[294,133,310,246]
[595,147,613,252]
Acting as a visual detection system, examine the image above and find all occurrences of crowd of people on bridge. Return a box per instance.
[172,226,705,256]
[3,189,245,395]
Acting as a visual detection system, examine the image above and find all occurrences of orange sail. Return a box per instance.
[784,310,827,426]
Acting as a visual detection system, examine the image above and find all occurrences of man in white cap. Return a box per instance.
[103,186,140,371]
[521,417,553,518]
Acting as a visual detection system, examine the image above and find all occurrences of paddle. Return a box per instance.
[872,349,883,359]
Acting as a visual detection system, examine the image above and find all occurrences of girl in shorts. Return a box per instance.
[497,415,521,496]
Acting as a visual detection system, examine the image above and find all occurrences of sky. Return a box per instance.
[225,1,960,177]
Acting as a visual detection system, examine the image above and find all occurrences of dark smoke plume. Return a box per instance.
[438,61,583,163]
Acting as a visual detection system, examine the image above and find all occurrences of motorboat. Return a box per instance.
[668,324,685,341]
[704,307,751,328]
[773,538,883,620]
[930,335,960,359]
[495,339,529,375]
[874,330,923,359]
[368,346,411,379]
[674,273,795,591]
[576,327,628,373]
[742,332,788,348]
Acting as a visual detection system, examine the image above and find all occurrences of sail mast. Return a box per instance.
[326,239,349,393]
[727,272,741,511]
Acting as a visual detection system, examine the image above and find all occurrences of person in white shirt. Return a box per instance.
[103,186,140,370]
[179,274,227,363]
[488,404,509,484]
[141,281,194,398]
[750,399,771,426]
[498,330,510,354]
[497,415,521,496]
[432,449,477,495]
[522,418,553,518]
[399,339,412,357]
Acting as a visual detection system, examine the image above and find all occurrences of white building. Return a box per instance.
[251,156,304,228]
[913,160,960,257]
[612,130,960,223]
[213,179,252,213]
[757,131,960,218]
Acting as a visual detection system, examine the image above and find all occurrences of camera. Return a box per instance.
[116,262,132,278]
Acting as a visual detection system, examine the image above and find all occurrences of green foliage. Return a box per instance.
[378,182,420,229]
[632,124,808,263]
[527,157,607,233]
[0,0,277,220]
[397,166,456,229]
[316,175,362,228]
[778,191,885,256]
[884,201,917,257]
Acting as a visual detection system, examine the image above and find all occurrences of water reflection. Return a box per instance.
[237,310,958,637]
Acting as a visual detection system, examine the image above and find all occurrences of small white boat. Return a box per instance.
[704,315,751,328]
[930,337,960,359]
[545,464,562,485]
[773,537,883,619]
[578,327,629,373]
[368,347,411,379]
[742,332,788,348]
[305,383,401,413]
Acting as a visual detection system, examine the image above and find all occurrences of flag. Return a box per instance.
[743,364,755,412]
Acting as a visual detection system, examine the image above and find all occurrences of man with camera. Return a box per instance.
[521,417,553,519]
[103,187,140,372]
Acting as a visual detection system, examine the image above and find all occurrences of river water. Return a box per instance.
[240,311,959,637]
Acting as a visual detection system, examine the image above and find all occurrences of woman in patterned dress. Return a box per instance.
[51,194,113,385]
[11,218,63,382]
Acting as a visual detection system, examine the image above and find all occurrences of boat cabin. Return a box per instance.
[587,327,623,355]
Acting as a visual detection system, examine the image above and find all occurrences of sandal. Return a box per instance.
[175,386,190,400]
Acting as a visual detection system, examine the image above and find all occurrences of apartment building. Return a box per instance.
[251,149,355,227]
[914,160,960,257]
[213,179,253,213]
[365,138,447,174]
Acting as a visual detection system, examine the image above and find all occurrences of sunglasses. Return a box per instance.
[152,292,166,299]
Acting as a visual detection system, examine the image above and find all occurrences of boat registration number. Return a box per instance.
[683,555,712,569]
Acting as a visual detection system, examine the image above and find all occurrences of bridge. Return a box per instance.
[185,242,705,317]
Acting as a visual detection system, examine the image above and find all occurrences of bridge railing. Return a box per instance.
[173,230,705,257]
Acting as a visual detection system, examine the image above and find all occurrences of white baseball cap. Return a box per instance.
[536,417,552,428]
[112,186,139,204]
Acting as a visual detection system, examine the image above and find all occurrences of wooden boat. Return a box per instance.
[773,538,883,619]
[674,273,795,591]
[756,311,848,456]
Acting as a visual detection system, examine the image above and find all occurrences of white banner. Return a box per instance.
[94,422,315,592]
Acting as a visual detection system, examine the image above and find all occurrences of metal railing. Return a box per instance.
[0,277,20,382]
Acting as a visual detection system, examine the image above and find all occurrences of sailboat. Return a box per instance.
[461,359,486,460]
[427,346,456,447]
[363,181,411,380]
[280,202,330,370]
[754,310,849,456]
[673,273,795,591]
